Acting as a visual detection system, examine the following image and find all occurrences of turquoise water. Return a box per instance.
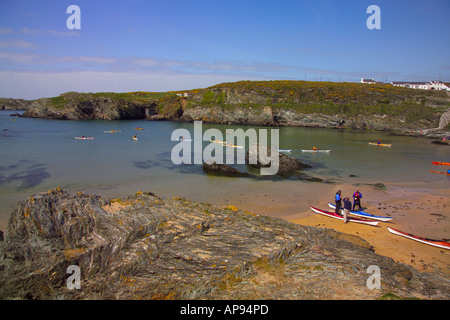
[1,110,449,227]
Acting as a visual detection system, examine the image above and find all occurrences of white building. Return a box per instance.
[361,78,384,84]
[391,80,449,91]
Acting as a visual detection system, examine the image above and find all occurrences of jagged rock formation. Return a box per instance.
[19,92,156,120]
[0,189,448,300]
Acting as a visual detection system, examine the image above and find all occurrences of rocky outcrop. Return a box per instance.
[20,92,157,120]
[0,189,448,300]
[0,98,32,110]
[202,160,249,177]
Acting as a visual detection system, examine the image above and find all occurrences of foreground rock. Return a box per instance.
[0,189,448,300]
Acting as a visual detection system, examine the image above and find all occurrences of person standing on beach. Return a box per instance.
[353,190,362,211]
[342,197,351,224]
[335,190,342,215]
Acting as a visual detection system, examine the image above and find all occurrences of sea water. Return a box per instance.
[1,110,449,228]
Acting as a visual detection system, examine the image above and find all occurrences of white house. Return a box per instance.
[391,80,449,91]
[361,78,384,84]
[361,78,376,84]
[430,81,450,91]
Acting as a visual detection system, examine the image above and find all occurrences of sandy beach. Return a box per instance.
[231,181,450,275]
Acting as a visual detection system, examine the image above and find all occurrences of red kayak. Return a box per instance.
[388,227,450,250]
[310,207,379,226]
[432,161,450,166]
[430,170,450,176]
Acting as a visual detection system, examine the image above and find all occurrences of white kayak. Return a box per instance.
[310,207,379,226]
[388,227,450,250]
[75,137,94,140]
[327,203,393,222]
[302,149,331,153]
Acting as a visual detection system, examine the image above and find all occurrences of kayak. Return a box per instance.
[210,139,227,144]
[387,227,450,250]
[327,203,393,222]
[134,128,144,130]
[209,140,243,148]
[430,170,450,176]
[225,144,244,149]
[369,142,392,147]
[310,207,379,226]
[302,149,331,153]
[432,161,450,166]
[104,130,121,133]
[75,137,94,140]
[278,149,292,153]
[132,137,138,141]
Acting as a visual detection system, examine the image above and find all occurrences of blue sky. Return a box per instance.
[0,0,449,99]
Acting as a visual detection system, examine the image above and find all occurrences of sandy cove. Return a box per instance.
[247,182,450,275]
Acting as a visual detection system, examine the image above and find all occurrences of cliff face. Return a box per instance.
[150,81,450,133]
[0,189,448,300]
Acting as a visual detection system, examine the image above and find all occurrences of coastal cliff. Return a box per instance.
[3,80,450,135]
[155,81,450,135]
[0,188,448,300]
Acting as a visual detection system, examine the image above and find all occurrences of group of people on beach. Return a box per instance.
[334,190,362,223]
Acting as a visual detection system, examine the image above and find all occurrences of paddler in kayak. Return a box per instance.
[352,190,362,211]
[313,146,317,151]
[335,190,342,215]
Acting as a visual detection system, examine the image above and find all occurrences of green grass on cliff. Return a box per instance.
[48,91,177,108]
[184,80,449,124]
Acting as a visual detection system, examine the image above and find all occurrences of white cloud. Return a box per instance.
[0,39,37,49]
[20,27,79,37]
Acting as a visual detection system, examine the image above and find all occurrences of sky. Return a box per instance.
[0,0,449,99]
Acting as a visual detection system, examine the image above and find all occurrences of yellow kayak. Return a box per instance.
[369,142,392,147]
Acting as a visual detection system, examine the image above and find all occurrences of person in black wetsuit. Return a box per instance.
[343,196,351,224]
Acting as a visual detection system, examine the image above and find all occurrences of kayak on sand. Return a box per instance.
[387,227,450,250]
[310,207,379,226]
[432,161,450,166]
[430,170,450,176]
[327,203,393,222]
